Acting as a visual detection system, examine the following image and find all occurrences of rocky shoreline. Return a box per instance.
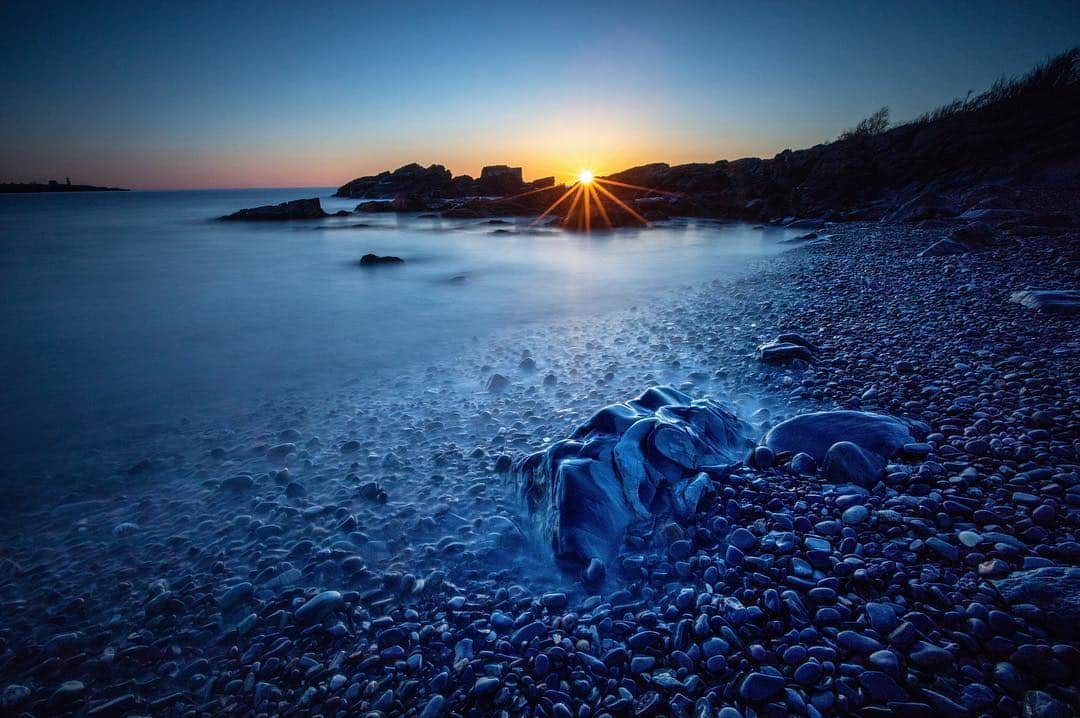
[1,214,1077,716]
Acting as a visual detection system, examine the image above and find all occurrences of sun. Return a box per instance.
[577,169,594,185]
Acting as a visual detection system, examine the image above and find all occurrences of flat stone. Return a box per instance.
[1009,289,1080,315]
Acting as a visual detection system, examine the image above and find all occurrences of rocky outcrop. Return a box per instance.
[335,163,552,200]
[220,198,328,221]
[336,163,453,199]
[514,386,753,569]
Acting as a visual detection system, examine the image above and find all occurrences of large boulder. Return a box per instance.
[514,387,753,567]
[993,567,1080,639]
[1009,290,1080,315]
[220,198,328,221]
[763,410,921,463]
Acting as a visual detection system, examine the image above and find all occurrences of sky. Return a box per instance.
[1,1,1077,190]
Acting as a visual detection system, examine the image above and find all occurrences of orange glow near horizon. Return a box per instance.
[527,173,657,232]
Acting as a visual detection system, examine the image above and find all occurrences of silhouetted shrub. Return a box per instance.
[907,47,1079,127]
[838,107,890,141]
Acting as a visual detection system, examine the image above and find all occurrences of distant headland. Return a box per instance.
[0,178,129,193]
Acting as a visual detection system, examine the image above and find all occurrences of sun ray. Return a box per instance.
[593,181,649,225]
[583,180,592,233]
[594,177,680,197]
[589,184,612,229]
[530,183,578,226]
[494,183,565,203]
[562,184,584,228]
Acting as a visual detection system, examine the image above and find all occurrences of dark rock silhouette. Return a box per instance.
[221,198,328,221]
[477,165,524,195]
[357,253,404,267]
[336,163,554,200]
[336,163,453,199]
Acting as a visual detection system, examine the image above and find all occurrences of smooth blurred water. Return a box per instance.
[0,188,797,474]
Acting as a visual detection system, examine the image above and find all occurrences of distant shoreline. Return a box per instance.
[0,182,129,193]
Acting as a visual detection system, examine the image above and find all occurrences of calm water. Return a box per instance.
[0,188,797,473]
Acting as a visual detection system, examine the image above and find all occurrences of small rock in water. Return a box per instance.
[358,253,404,266]
[487,373,511,392]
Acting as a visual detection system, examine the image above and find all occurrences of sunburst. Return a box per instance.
[523,168,668,232]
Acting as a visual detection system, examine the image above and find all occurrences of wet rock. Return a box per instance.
[1009,289,1080,315]
[739,672,785,702]
[763,410,920,462]
[2,685,30,709]
[221,474,254,491]
[295,590,344,625]
[758,340,814,364]
[993,567,1080,638]
[514,386,752,566]
[486,373,511,392]
[1022,690,1072,718]
[789,452,817,474]
[822,441,885,487]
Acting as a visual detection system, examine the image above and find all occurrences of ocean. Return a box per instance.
[0,188,797,481]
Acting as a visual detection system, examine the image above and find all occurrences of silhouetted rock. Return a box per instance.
[220,198,327,221]
[358,254,404,267]
[336,163,453,199]
[477,165,524,195]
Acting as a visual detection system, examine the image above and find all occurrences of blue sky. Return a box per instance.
[1,1,1077,188]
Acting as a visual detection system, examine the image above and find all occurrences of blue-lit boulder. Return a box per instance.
[762,410,924,462]
[514,386,753,567]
